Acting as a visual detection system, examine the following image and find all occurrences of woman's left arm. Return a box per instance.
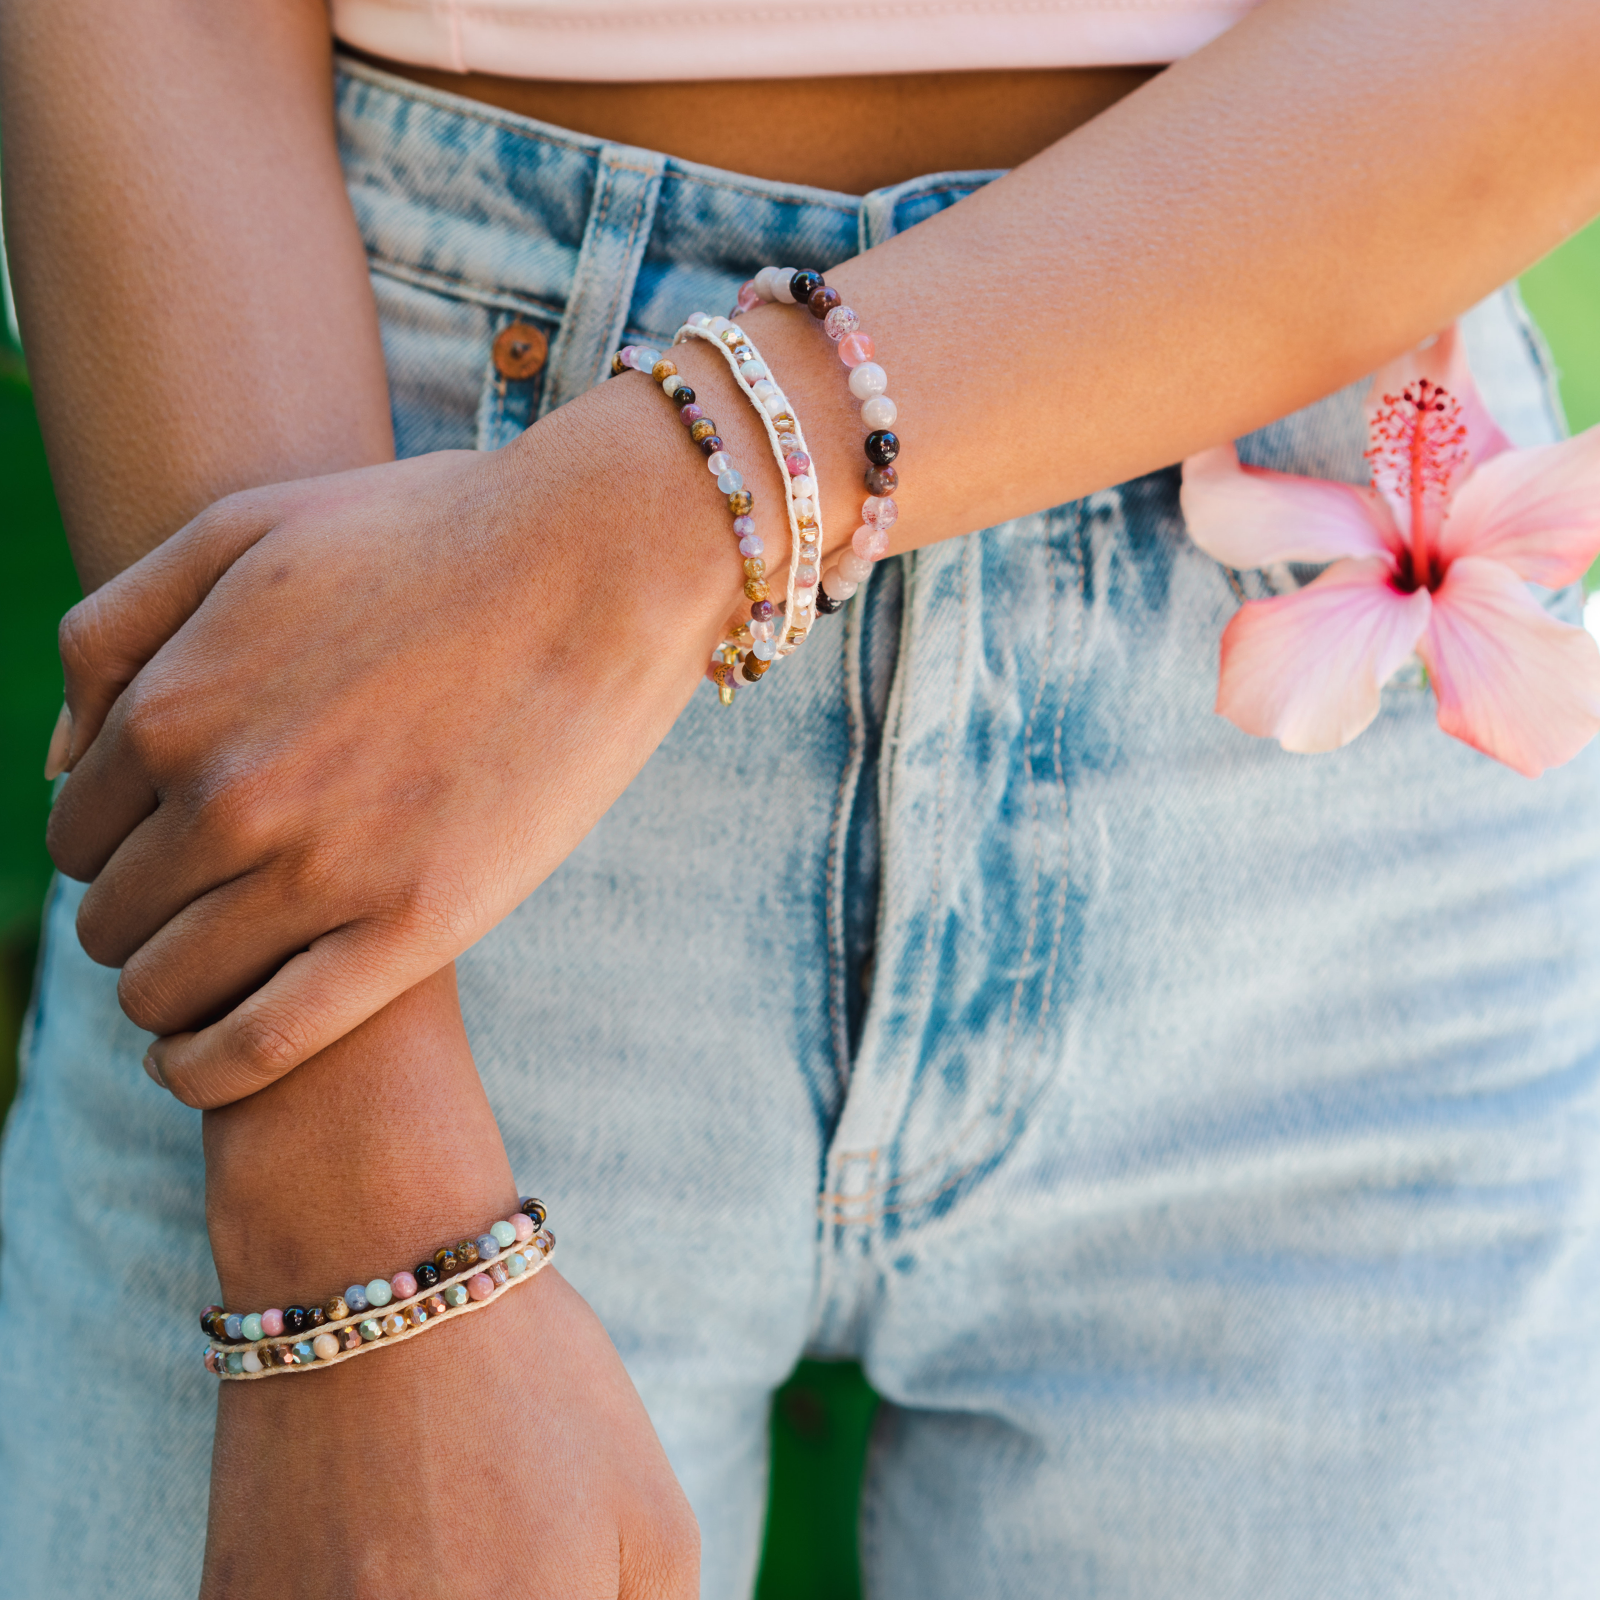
[51,0,1600,1105]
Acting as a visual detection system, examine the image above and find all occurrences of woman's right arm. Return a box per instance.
[2,3,695,1592]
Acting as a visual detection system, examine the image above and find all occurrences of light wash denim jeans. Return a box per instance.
[5,58,1600,1600]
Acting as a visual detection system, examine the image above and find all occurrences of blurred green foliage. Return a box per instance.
[3,216,1599,1600]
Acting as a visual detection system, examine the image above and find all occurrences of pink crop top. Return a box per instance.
[333,1,1266,83]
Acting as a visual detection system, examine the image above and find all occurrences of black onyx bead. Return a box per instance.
[864,430,900,467]
[415,1262,440,1290]
[520,1197,548,1226]
[673,384,695,407]
[788,269,825,304]
[808,285,842,320]
[304,1305,326,1330]
[698,434,725,457]
[282,1306,308,1336]
[864,462,898,496]
[814,586,843,616]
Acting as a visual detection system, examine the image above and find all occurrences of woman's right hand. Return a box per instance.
[204,1268,698,1599]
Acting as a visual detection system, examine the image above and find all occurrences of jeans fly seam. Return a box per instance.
[824,586,869,1095]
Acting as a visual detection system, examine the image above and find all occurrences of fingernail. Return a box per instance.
[142,1049,168,1090]
[44,703,73,781]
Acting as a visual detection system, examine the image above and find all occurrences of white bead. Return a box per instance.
[793,497,817,522]
[848,362,888,400]
[708,316,736,335]
[822,568,858,601]
[752,380,780,402]
[860,395,897,429]
[241,1349,263,1374]
[754,267,783,300]
[739,359,768,383]
[790,474,816,498]
[706,451,733,474]
[685,311,711,328]
[772,270,799,305]
[662,375,684,398]
[762,392,789,416]
[839,551,874,583]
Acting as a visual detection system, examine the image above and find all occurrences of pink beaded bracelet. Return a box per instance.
[739,267,899,614]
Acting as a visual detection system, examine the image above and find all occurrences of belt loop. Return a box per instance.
[538,143,666,419]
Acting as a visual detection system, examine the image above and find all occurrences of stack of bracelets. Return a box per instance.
[199,1197,553,1379]
[608,267,899,705]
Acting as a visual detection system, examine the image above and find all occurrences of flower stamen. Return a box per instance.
[1366,378,1468,590]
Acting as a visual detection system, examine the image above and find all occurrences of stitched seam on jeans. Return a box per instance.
[367,255,568,319]
[823,508,1085,1221]
[824,599,865,1093]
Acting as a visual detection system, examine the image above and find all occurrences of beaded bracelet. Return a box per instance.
[739,268,900,614]
[200,1197,550,1379]
[675,315,825,665]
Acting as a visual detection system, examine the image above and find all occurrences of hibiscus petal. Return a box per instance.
[1216,557,1431,753]
[1437,425,1600,588]
[1368,323,1514,474]
[1181,444,1403,568]
[1417,556,1600,778]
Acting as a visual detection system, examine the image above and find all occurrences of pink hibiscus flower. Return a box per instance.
[1181,326,1600,776]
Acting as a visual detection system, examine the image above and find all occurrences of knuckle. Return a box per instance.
[56,594,109,684]
[114,678,180,771]
[76,892,130,969]
[116,954,194,1036]
[231,1005,311,1079]
[188,765,282,859]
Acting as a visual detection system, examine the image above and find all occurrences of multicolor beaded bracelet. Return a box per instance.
[610,338,771,704]
[200,1197,552,1379]
[674,315,825,667]
[739,267,900,615]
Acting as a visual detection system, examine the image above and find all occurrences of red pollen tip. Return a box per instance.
[1365,379,1469,509]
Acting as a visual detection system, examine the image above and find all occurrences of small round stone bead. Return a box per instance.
[200,1304,224,1335]
[739,359,768,382]
[390,1271,418,1301]
[633,347,663,372]
[455,1239,481,1268]
[519,1198,547,1225]
[824,305,860,341]
[838,332,876,368]
[744,578,770,602]
[414,1263,439,1291]
[770,269,800,304]
[305,1306,326,1331]
[443,1283,470,1309]
[736,278,762,312]
[793,497,817,523]
[743,653,771,681]
[259,1308,284,1338]
[852,524,890,561]
[865,430,900,466]
[241,1349,264,1374]
[323,1295,350,1323]
[861,395,898,430]
[506,1251,530,1277]
[790,473,816,499]
[814,587,843,616]
[433,1247,460,1277]
[673,384,696,407]
[204,1349,221,1375]
[661,374,684,398]
[761,393,790,418]
[292,1340,317,1364]
[282,1306,308,1335]
[839,551,874,584]
[707,450,733,475]
[754,265,785,300]
[728,490,754,515]
[490,1219,519,1250]
[488,1261,510,1287]
[739,535,763,558]
[226,1351,245,1375]
[863,495,899,529]
[752,599,775,621]
[650,358,677,382]
[796,563,821,586]
[345,1284,371,1313]
[848,361,887,399]
[733,514,756,538]
[423,1294,448,1317]
[380,1313,406,1338]
[474,1233,501,1260]
[466,1273,495,1303]
[808,284,842,320]
[785,452,811,477]
[716,469,744,494]
[743,558,766,580]
[313,1332,340,1361]
[510,1213,537,1245]
[865,462,898,495]
[679,403,704,425]
[788,269,825,304]
[223,1313,244,1341]
[240,1313,264,1342]
[689,418,717,444]
[340,1326,363,1351]
[698,434,725,457]
[365,1278,394,1309]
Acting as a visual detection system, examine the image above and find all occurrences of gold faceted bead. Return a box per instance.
[323,1295,350,1323]
[689,419,717,444]
[728,490,754,515]
[786,626,808,646]
[651,358,677,382]
[718,683,736,706]
[743,558,766,580]
[380,1312,406,1338]
[744,578,770,602]
[773,413,795,431]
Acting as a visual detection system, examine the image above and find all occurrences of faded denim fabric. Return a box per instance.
[5,57,1600,1600]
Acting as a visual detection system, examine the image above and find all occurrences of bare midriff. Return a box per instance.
[343,54,1163,193]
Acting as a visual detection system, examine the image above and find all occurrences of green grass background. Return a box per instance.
[4,221,1599,1598]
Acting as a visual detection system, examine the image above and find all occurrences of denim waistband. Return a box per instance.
[335,56,1001,416]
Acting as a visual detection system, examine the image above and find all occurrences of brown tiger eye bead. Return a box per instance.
[455,1239,480,1269]
[808,285,842,320]
[728,490,753,516]
[689,418,717,444]
[742,653,770,681]
[323,1295,350,1324]
[650,358,677,382]
[433,1246,460,1276]
[744,578,770,602]
[519,1197,546,1223]
[865,462,898,496]
[304,1306,326,1331]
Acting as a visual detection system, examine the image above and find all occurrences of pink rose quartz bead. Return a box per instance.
[821,568,858,602]
[466,1273,495,1302]
[617,344,638,368]
[260,1309,285,1337]
[862,495,899,530]
[824,306,860,342]
[839,551,874,584]
[736,279,762,312]
[511,1212,537,1244]
[785,452,811,476]
[852,524,890,561]
[390,1271,418,1301]
[837,332,875,367]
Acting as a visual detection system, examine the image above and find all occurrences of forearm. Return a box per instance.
[677,0,1600,567]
